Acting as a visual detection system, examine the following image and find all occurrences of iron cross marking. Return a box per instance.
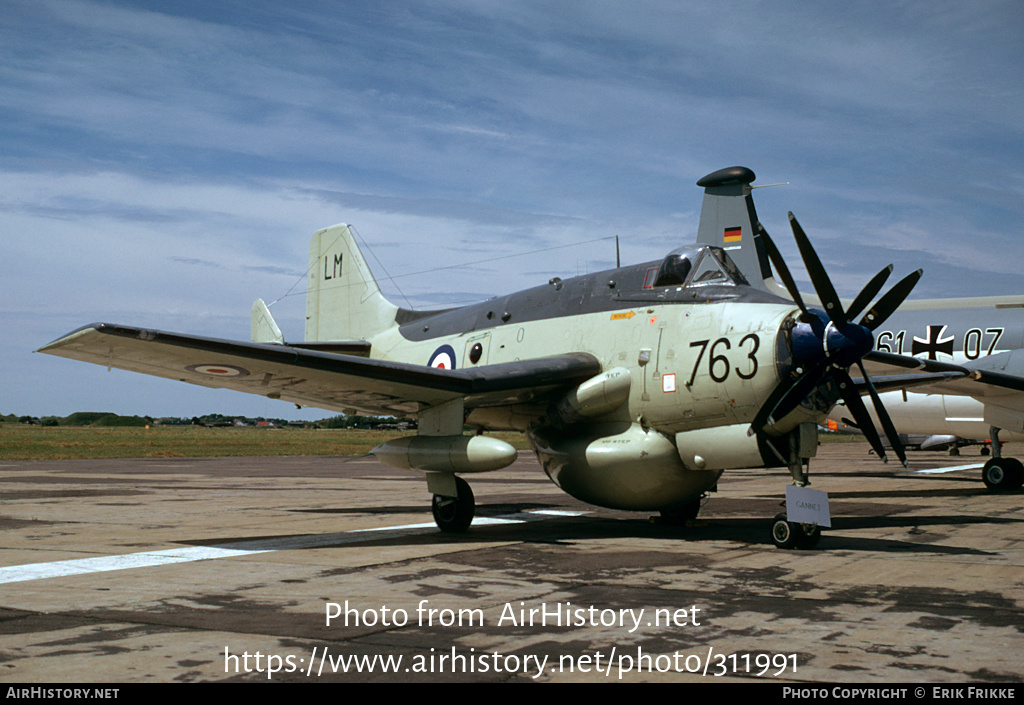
[911,325,955,360]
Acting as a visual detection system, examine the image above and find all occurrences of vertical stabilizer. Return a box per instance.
[695,166,776,294]
[305,224,399,342]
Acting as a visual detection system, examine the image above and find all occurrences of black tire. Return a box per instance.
[796,523,822,549]
[771,513,800,549]
[659,498,702,524]
[771,513,821,549]
[983,458,1024,491]
[432,476,475,532]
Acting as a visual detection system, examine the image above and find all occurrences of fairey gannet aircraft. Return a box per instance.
[39,166,1024,549]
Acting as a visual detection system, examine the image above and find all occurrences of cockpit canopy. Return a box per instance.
[652,245,749,288]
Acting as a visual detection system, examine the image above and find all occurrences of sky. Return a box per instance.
[2,0,1023,421]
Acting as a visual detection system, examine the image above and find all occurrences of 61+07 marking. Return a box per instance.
[876,326,1003,360]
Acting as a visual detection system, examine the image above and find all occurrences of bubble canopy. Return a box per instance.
[652,245,750,288]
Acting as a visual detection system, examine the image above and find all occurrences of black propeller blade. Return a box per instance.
[846,265,893,322]
[857,360,908,466]
[757,223,808,315]
[789,212,845,326]
[748,361,827,436]
[751,212,921,468]
[859,269,923,331]
[835,370,888,463]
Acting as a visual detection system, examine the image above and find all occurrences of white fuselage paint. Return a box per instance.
[371,300,797,436]
[829,391,1024,441]
[366,299,799,510]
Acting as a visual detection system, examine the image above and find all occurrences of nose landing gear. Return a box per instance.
[770,513,822,549]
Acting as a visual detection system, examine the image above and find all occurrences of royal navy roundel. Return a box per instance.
[185,363,250,378]
[427,345,457,370]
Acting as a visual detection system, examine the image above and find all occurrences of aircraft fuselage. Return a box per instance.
[360,256,803,510]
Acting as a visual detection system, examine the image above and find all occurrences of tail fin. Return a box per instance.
[695,166,780,295]
[305,224,399,342]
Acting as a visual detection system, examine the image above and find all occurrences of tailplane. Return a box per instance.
[305,224,399,342]
[252,298,284,344]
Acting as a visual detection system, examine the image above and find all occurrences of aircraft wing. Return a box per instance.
[37,323,602,417]
[861,349,1024,435]
[865,350,1024,396]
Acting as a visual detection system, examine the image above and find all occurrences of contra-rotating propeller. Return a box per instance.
[751,213,922,466]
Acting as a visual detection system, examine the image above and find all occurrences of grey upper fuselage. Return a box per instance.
[395,250,791,344]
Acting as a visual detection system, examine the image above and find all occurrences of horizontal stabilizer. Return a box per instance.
[251,298,371,356]
[251,299,284,344]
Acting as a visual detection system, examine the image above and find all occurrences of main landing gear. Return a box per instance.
[982,458,1024,491]
[656,496,704,525]
[982,427,1024,492]
[431,475,475,532]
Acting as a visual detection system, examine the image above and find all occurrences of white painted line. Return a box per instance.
[898,462,985,476]
[0,546,268,584]
[0,510,587,585]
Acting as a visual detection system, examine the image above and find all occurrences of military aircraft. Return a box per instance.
[828,397,992,455]
[38,166,1022,550]
[825,415,987,456]
[704,175,1024,493]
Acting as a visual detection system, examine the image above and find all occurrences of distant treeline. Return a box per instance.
[2,412,414,429]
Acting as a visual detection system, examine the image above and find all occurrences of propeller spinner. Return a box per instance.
[752,213,922,466]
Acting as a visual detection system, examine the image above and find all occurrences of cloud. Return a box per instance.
[3,0,1023,418]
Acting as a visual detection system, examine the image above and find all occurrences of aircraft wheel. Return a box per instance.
[949,447,960,456]
[982,458,1024,491]
[770,513,800,549]
[796,523,822,549]
[659,498,702,524]
[770,513,821,549]
[432,476,475,532]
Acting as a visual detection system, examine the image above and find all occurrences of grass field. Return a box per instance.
[0,423,855,461]
[0,425,379,460]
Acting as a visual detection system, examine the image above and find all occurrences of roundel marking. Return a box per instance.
[427,345,457,370]
[185,363,250,378]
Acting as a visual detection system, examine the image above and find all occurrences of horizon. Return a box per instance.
[4,1,1023,419]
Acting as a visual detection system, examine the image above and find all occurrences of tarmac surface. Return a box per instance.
[0,442,1022,683]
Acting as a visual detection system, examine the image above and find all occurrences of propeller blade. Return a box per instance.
[835,370,888,463]
[857,361,908,467]
[758,223,808,314]
[749,361,826,435]
[750,217,920,469]
[846,265,893,322]
[859,269,923,330]
[789,213,846,326]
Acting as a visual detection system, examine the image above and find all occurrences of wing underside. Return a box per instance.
[864,350,1024,397]
[38,323,602,417]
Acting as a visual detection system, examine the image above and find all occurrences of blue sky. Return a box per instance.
[3,0,1023,420]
